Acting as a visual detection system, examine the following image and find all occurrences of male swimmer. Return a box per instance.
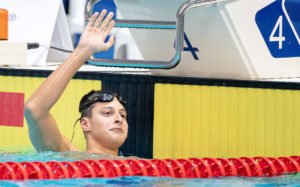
[25,10,127,156]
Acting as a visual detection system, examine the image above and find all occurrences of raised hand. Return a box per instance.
[76,9,115,57]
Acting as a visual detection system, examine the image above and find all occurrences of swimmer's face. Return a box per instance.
[86,97,128,149]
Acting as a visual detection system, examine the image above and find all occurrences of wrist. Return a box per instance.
[73,47,93,62]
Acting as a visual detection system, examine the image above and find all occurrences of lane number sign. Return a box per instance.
[256,0,300,58]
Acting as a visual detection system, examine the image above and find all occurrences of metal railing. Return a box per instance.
[85,0,227,69]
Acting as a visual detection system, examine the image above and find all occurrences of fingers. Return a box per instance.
[87,12,99,27]
[87,10,115,34]
[85,10,115,52]
[104,20,115,36]
[94,9,107,27]
[99,12,114,32]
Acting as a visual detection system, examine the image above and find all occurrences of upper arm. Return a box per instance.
[25,108,75,152]
[62,135,81,152]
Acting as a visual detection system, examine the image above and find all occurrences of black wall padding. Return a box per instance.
[101,79,154,159]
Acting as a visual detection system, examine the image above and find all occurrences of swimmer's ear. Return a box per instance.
[80,117,91,132]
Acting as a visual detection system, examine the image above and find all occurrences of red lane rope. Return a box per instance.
[85,160,108,177]
[165,159,187,178]
[240,157,263,177]
[111,160,133,176]
[73,161,96,178]
[47,161,70,179]
[33,161,55,179]
[228,158,252,177]
[0,163,16,180]
[7,162,28,180]
[128,160,148,176]
[189,158,212,178]
[21,162,43,179]
[141,159,160,177]
[1,156,300,180]
[62,161,81,178]
[123,160,140,176]
[217,158,237,177]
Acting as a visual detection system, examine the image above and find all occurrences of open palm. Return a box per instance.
[77,10,115,57]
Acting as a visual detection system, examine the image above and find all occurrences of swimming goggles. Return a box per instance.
[79,92,126,112]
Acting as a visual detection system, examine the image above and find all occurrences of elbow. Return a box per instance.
[24,100,36,113]
[24,101,43,119]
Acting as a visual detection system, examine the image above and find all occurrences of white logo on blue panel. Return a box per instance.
[256,0,300,58]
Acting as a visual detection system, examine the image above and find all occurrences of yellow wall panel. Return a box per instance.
[0,75,100,151]
[153,83,300,159]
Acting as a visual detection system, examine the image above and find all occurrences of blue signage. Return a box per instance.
[174,33,199,60]
[256,0,300,58]
[183,33,199,60]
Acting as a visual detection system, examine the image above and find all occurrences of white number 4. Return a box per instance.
[269,15,285,49]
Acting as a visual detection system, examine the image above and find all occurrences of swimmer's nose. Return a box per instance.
[114,113,123,124]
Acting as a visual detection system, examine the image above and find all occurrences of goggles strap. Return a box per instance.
[71,118,81,143]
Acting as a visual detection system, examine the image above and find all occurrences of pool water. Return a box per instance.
[1,150,300,187]
[1,175,300,187]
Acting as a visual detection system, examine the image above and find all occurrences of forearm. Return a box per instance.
[25,48,91,116]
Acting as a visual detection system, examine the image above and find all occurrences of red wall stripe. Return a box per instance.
[0,92,24,127]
